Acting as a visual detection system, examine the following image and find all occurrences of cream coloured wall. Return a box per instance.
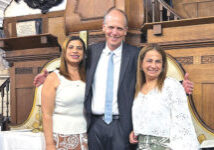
[5,0,67,17]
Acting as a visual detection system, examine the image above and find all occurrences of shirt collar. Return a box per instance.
[103,42,123,57]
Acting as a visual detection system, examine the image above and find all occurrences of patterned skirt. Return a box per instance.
[137,135,171,150]
[53,133,88,150]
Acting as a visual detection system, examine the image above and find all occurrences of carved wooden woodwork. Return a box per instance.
[142,17,214,140]
[3,11,65,42]
[0,34,60,125]
[9,58,61,131]
[144,0,183,23]
[64,0,144,33]
[172,0,214,18]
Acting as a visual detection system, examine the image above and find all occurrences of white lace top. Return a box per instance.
[132,77,199,150]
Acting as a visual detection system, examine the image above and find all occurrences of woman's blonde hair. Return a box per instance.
[135,43,167,97]
[59,36,86,81]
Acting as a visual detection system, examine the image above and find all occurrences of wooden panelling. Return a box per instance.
[125,0,144,28]
[183,64,214,132]
[125,29,142,47]
[65,0,144,33]
[201,55,214,64]
[48,17,66,46]
[167,50,214,67]
[173,0,214,18]
[11,60,48,125]
[198,1,214,17]
[16,88,34,124]
[65,0,111,33]
[3,11,65,38]
[9,59,58,125]
[0,33,59,49]
[192,83,202,120]
[7,23,12,37]
[147,23,214,43]
[6,47,59,58]
[88,31,106,45]
[76,0,115,19]
[201,83,214,129]
[175,56,193,64]
[15,75,35,88]
[183,64,214,84]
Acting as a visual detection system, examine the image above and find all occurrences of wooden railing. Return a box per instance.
[145,0,183,23]
[0,78,10,131]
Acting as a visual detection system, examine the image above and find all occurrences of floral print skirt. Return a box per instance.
[137,135,171,150]
[53,133,88,150]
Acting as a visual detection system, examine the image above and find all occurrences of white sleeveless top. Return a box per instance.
[52,70,87,134]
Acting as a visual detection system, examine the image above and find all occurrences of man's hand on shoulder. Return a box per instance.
[182,73,194,95]
[33,69,49,87]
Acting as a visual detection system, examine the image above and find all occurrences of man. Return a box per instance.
[34,7,193,150]
[85,8,139,150]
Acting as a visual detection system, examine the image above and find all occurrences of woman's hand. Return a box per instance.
[129,131,138,144]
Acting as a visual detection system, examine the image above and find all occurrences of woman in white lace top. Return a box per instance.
[129,44,199,150]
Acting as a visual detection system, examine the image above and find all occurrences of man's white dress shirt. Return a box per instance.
[91,43,122,115]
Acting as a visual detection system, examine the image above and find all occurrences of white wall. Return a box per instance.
[5,0,67,17]
[0,0,12,27]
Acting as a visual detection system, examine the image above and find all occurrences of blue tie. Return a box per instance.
[104,52,114,124]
